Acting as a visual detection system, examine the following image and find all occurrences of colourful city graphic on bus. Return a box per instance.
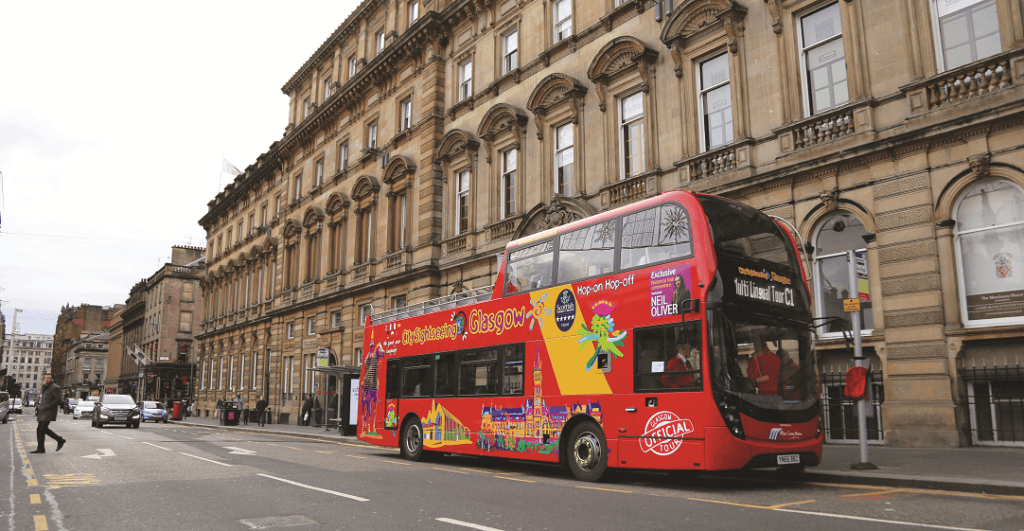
[477,353,602,455]
[422,401,472,448]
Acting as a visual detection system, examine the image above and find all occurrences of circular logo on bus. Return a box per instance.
[554,289,576,332]
[639,411,694,456]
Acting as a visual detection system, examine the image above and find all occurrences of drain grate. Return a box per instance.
[240,515,320,529]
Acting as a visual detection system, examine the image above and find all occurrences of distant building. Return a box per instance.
[64,332,107,399]
[110,246,205,402]
[1,333,54,399]
[51,304,121,388]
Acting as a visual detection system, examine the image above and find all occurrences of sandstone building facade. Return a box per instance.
[197,0,1024,446]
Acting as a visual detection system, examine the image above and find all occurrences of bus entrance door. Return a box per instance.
[617,396,703,470]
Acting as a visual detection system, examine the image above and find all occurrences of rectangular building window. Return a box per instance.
[201,360,207,390]
[459,60,473,102]
[340,141,349,171]
[308,317,316,335]
[936,0,1000,71]
[303,97,310,118]
[261,204,268,226]
[801,3,848,115]
[409,1,419,25]
[294,173,303,201]
[285,356,294,396]
[555,123,574,196]
[323,77,332,99]
[229,355,235,390]
[315,159,324,187]
[457,170,471,234]
[620,92,645,179]
[287,322,295,339]
[239,354,246,390]
[359,303,372,324]
[553,0,572,43]
[332,311,342,328]
[400,98,412,131]
[699,53,733,151]
[219,357,225,389]
[251,352,258,389]
[399,193,408,246]
[393,294,407,310]
[368,122,378,149]
[503,30,518,74]
[179,311,192,333]
[349,55,358,79]
[376,30,385,54]
[501,148,516,218]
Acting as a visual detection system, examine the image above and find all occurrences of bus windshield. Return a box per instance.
[709,309,817,421]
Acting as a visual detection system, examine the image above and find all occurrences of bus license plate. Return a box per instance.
[777,454,800,465]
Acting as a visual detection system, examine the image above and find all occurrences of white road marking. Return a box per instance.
[224,447,256,455]
[81,449,115,460]
[257,474,368,502]
[142,442,170,451]
[435,518,505,531]
[180,452,233,467]
[775,508,994,531]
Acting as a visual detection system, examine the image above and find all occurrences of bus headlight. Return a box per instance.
[715,394,745,440]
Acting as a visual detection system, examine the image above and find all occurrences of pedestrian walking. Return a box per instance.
[301,394,314,426]
[312,395,321,426]
[236,395,248,425]
[31,374,66,454]
[255,395,268,427]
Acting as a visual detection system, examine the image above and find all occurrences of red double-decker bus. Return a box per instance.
[358,191,821,481]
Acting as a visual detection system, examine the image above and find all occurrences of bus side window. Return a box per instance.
[435,354,457,397]
[558,221,616,284]
[502,344,525,395]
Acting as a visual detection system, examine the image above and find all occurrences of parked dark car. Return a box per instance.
[92,394,141,428]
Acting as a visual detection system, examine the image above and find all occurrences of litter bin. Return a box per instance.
[220,403,240,426]
[171,401,183,421]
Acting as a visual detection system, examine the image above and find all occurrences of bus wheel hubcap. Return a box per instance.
[574,433,601,470]
[407,426,421,452]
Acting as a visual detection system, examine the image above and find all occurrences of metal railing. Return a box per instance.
[820,369,885,444]
[958,360,1024,447]
[369,286,493,325]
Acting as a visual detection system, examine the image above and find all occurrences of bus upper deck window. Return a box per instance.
[621,203,692,270]
[558,221,616,284]
[505,240,554,293]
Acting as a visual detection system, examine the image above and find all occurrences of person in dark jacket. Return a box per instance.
[255,396,269,427]
[300,394,314,426]
[32,374,66,454]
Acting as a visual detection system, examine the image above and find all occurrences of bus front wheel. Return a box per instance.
[567,421,607,482]
[400,418,424,461]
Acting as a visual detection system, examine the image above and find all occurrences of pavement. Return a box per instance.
[170,415,1024,496]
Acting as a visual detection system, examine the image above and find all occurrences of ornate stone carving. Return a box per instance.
[968,153,991,178]
[819,187,839,213]
[526,74,587,140]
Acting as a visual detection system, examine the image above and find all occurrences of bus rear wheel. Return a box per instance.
[400,418,424,462]
[567,421,607,482]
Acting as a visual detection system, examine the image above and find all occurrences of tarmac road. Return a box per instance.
[3,415,1023,531]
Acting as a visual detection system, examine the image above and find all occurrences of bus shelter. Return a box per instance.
[305,364,361,435]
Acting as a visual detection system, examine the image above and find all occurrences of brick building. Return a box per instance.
[196,0,1024,445]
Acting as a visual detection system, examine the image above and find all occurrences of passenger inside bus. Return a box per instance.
[746,338,781,395]
[661,340,696,388]
[777,346,802,400]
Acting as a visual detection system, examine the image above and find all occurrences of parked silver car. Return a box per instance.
[92,394,141,428]
[140,401,169,423]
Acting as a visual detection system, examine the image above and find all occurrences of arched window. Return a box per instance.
[813,211,873,335]
[954,179,1024,326]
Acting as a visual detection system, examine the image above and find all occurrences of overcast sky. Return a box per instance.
[1,1,359,335]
